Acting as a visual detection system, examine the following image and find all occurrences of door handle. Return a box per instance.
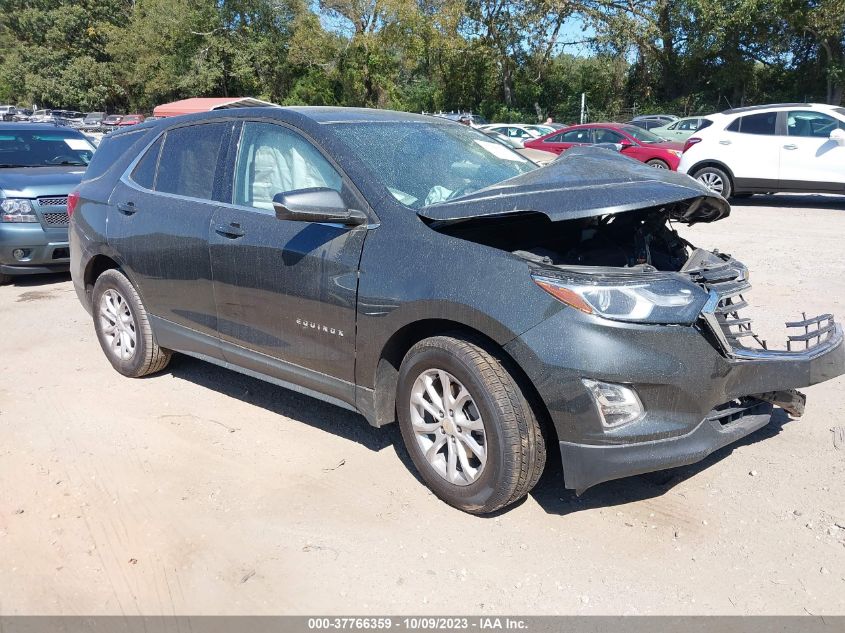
[116,201,137,215]
[214,223,245,239]
[718,140,731,145]
[783,144,798,150]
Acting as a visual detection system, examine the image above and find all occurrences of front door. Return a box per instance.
[108,121,234,343]
[779,109,845,191]
[209,120,369,392]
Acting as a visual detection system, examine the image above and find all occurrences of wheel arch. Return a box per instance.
[83,254,121,307]
[687,159,736,187]
[369,319,556,448]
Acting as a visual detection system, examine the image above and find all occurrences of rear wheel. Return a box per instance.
[396,335,546,514]
[646,159,669,169]
[693,166,732,199]
[92,269,171,377]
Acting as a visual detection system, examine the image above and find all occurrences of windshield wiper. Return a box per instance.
[52,161,87,166]
[0,164,34,168]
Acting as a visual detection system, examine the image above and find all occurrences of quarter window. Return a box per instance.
[130,136,162,189]
[155,122,229,200]
[786,110,845,137]
[234,122,342,210]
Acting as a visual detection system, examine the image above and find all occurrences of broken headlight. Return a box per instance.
[533,274,709,324]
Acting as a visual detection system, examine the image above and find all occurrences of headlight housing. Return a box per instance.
[1,199,37,223]
[533,272,709,324]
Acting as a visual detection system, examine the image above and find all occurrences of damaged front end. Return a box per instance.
[421,147,845,492]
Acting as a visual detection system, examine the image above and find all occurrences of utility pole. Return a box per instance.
[580,93,586,124]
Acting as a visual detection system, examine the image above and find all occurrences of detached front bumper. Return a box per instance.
[505,308,845,493]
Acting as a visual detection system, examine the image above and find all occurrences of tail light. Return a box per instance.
[67,190,80,218]
[682,137,702,153]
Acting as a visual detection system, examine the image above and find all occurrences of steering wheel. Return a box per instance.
[47,154,79,165]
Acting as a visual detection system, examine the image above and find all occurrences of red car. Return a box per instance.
[117,114,145,127]
[524,123,685,170]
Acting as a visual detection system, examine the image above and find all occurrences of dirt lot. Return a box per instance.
[1,194,844,615]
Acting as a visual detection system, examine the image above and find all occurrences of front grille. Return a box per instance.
[684,248,837,356]
[43,211,69,226]
[706,397,772,427]
[37,196,68,207]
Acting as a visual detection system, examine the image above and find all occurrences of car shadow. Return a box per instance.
[529,408,792,516]
[163,353,795,516]
[164,353,400,453]
[5,272,71,287]
[733,194,845,210]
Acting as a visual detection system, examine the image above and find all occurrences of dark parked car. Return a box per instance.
[82,112,106,128]
[0,123,96,284]
[629,114,679,131]
[69,108,844,514]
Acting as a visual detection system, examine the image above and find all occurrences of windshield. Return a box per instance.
[620,125,664,143]
[0,131,96,167]
[330,121,537,208]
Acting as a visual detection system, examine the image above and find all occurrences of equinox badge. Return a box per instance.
[296,319,344,337]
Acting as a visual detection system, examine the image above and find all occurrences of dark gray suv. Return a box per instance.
[69,108,844,514]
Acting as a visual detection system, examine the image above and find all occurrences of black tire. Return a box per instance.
[0,272,11,286]
[693,165,733,199]
[92,269,171,377]
[646,158,669,169]
[396,335,546,514]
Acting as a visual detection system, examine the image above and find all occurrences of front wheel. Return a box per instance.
[396,335,546,514]
[92,269,171,377]
[693,166,732,199]
[0,272,11,286]
[646,159,669,169]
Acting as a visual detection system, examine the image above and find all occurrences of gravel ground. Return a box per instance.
[1,194,844,615]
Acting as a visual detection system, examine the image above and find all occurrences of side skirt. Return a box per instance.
[150,315,375,423]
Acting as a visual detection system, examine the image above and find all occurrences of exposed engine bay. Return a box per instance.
[436,209,693,271]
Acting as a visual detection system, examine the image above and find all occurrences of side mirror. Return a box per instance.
[830,128,845,147]
[273,188,367,226]
[618,139,635,148]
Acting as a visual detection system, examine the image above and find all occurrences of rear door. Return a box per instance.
[209,120,369,392]
[779,109,845,191]
[108,120,233,347]
[718,111,781,189]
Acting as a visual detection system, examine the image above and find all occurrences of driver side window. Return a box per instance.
[234,122,342,211]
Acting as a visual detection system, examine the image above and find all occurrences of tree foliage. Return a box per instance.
[0,0,842,118]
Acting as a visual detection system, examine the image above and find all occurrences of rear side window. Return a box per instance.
[130,136,162,189]
[729,112,777,135]
[84,130,146,180]
[155,122,229,200]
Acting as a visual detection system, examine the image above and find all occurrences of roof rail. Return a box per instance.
[721,103,814,114]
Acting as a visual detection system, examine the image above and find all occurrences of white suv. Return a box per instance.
[678,103,845,199]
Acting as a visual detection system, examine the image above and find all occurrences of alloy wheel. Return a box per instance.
[698,172,724,194]
[409,369,487,486]
[99,288,137,361]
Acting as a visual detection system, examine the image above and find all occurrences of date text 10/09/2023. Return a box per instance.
[307,618,529,630]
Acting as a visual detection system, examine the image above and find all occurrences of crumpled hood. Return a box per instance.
[0,166,86,198]
[418,146,730,225]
